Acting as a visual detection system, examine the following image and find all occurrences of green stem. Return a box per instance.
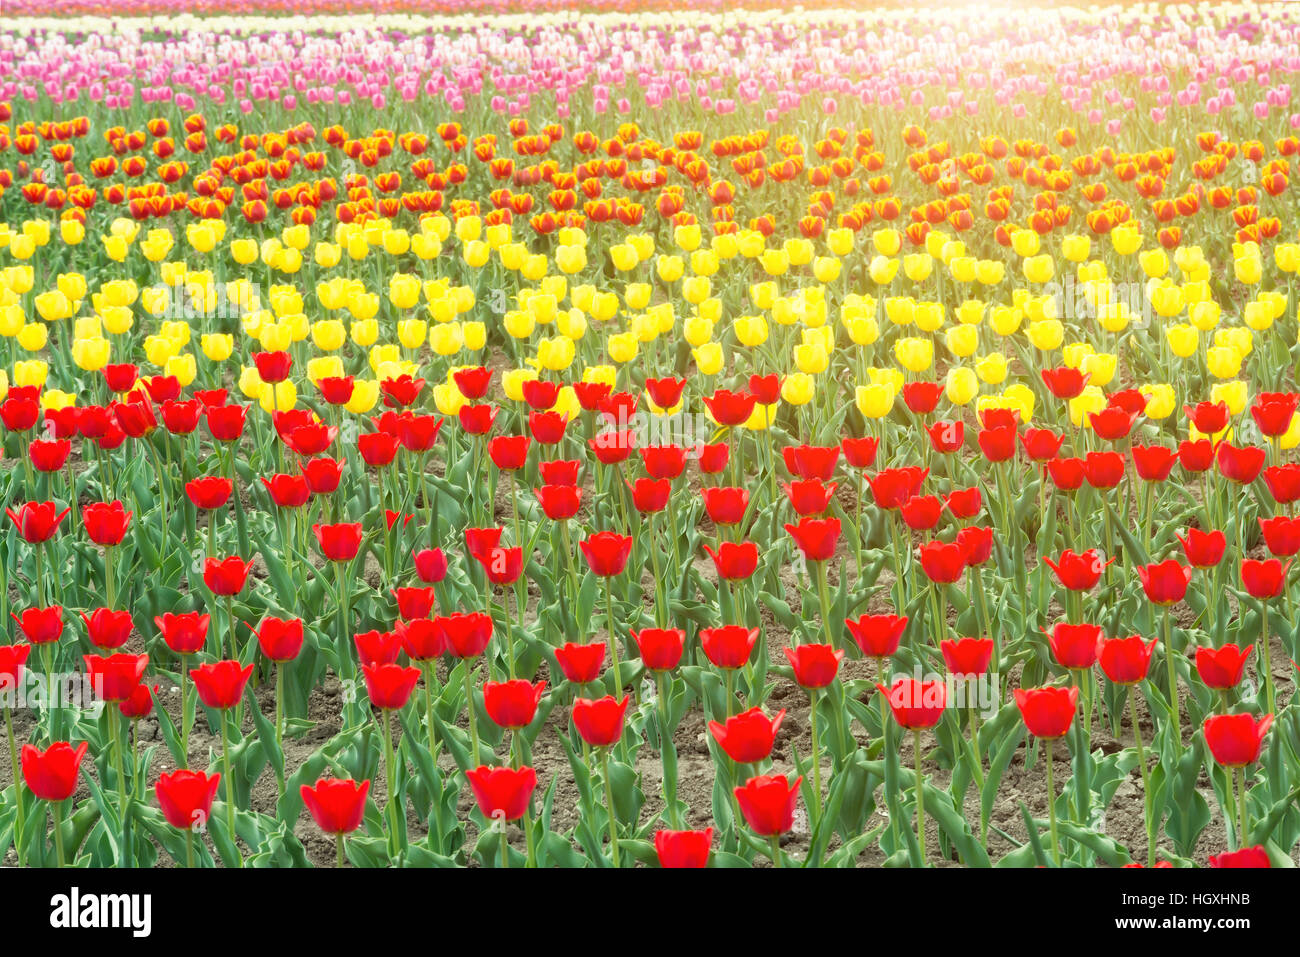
[1046,741,1060,866]
[601,747,620,868]
[1164,610,1181,747]
[1129,690,1154,867]
[220,709,241,867]
[52,800,65,867]
[914,728,925,867]
[604,576,623,696]
[5,708,24,867]
[463,663,481,766]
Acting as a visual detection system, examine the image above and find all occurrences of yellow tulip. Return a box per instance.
[945,367,979,405]
[855,383,895,419]
[894,336,933,373]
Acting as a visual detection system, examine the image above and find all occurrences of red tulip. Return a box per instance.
[317,376,355,406]
[261,474,311,508]
[1209,846,1271,868]
[945,487,982,520]
[155,612,209,656]
[301,457,345,495]
[380,374,425,408]
[641,444,688,480]
[784,479,838,516]
[0,394,39,432]
[1096,636,1156,685]
[1184,401,1229,435]
[783,644,844,689]
[438,613,493,659]
[81,608,132,649]
[190,660,254,710]
[535,484,583,520]
[521,379,561,411]
[84,652,148,702]
[900,494,942,531]
[473,545,524,585]
[734,774,802,836]
[701,486,749,526]
[1195,643,1253,689]
[580,531,633,576]
[631,628,685,671]
[654,828,712,868]
[203,556,250,596]
[1216,443,1266,485]
[1259,516,1300,557]
[845,614,907,658]
[702,389,757,427]
[0,643,29,693]
[1203,713,1273,767]
[879,677,947,729]
[918,539,967,584]
[29,439,71,472]
[528,410,568,444]
[452,366,492,400]
[412,548,448,584]
[254,616,304,662]
[1013,685,1079,738]
[941,637,994,677]
[354,630,402,667]
[301,777,371,834]
[1264,463,1300,505]
[841,436,879,469]
[205,404,248,442]
[119,682,157,720]
[1241,558,1290,600]
[927,420,964,454]
[1088,406,1137,441]
[466,765,537,822]
[554,642,605,684]
[539,460,581,487]
[784,516,840,562]
[1047,456,1086,491]
[867,467,929,510]
[488,435,531,471]
[395,618,445,661]
[253,350,292,383]
[748,374,781,406]
[786,444,840,482]
[700,625,760,670]
[1083,451,1125,489]
[358,430,400,467]
[957,525,994,566]
[684,443,725,478]
[590,428,636,465]
[1178,438,1216,473]
[1046,622,1101,670]
[11,606,63,644]
[572,694,630,747]
[314,522,363,562]
[1177,528,1226,568]
[977,425,1017,462]
[1131,444,1179,482]
[702,541,759,581]
[1135,560,1192,605]
[645,376,687,410]
[902,381,944,414]
[1250,392,1299,437]
[21,741,88,801]
[708,706,785,763]
[156,769,221,830]
[185,477,233,510]
[6,502,71,543]
[458,403,498,435]
[628,477,671,513]
[1042,366,1088,399]
[1020,428,1064,461]
[483,679,546,728]
[362,662,421,710]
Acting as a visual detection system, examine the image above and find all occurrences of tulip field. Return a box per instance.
[4,1,1300,872]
